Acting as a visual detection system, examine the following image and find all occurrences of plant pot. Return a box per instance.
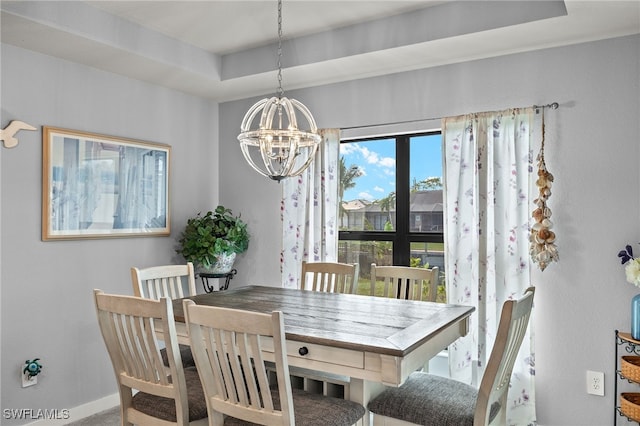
[199,252,237,274]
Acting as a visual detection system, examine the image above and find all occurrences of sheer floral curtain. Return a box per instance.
[281,129,340,288]
[443,109,538,425]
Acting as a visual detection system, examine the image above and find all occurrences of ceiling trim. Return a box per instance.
[1,1,638,102]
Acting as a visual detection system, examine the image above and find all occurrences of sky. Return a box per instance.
[340,133,442,202]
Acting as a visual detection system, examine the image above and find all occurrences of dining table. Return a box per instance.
[172,285,474,425]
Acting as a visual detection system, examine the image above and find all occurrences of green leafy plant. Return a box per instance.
[176,205,249,269]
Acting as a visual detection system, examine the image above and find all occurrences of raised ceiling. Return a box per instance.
[1,1,639,102]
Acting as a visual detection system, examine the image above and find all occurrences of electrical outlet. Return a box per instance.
[21,368,37,388]
[586,370,604,396]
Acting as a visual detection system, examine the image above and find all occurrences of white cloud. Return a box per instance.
[340,144,357,155]
[359,146,378,164]
[348,144,394,169]
[379,157,395,167]
[374,186,384,192]
[358,191,375,201]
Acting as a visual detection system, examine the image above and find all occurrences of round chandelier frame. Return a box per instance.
[237,0,321,182]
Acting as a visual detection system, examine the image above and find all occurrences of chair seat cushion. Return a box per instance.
[131,366,207,422]
[368,372,500,426]
[223,387,365,426]
[161,344,196,368]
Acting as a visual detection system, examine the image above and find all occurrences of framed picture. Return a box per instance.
[42,127,170,240]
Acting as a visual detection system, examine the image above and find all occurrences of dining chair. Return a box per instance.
[300,261,360,294]
[93,289,208,426]
[183,300,367,426]
[370,263,440,302]
[367,287,535,426]
[131,262,197,300]
[131,262,196,365]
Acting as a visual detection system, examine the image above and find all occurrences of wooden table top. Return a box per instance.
[173,285,474,357]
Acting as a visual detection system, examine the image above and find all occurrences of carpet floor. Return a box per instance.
[65,406,119,425]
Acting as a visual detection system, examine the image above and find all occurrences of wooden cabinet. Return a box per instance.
[615,330,640,424]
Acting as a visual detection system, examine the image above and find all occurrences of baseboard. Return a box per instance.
[25,393,119,426]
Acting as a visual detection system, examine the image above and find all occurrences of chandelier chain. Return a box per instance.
[276,0,284,99]
[237,0,320,181]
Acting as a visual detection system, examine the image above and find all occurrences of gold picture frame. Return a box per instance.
[42,127,170,240]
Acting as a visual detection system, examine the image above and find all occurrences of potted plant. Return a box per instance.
[176,205,249,274]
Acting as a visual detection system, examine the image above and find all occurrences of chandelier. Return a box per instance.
[237,0,321,182]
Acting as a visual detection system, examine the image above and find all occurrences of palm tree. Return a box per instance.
[411,177,443,192]
[339,156,363,228]
[378,191,396,230]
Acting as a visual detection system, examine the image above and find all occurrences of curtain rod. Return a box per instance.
[341,102,559,131]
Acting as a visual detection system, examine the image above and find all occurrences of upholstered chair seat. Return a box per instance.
[224,387,365,426]
[131,367,207,423]
[368,372,500,426]
[161,344,196,368]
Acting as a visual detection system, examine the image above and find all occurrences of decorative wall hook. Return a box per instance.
[1,120,37,148]
[23,358,43,378]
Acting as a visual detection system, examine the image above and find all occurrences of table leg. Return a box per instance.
[349,378,385,426]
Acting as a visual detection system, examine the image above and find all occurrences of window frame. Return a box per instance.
[339,130,443,266]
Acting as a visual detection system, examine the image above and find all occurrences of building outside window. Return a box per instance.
[338,132,445,301]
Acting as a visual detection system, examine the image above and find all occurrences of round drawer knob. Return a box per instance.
[298,346,309,356]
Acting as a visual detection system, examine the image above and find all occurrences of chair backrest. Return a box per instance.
[474,287,535,426]
[184,301,295,425]
[132,262,196,300]
[370,263,439,301]
[300,261,360,294]
[93,289,190,425]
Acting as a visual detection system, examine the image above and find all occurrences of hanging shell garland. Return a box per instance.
[530,113,558,271]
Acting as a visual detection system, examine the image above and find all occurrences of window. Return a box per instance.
[338,132,445,300]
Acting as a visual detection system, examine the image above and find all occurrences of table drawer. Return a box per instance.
[262,338,364,369]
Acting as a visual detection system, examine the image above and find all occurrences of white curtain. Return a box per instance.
[281,129,340,288]
[443,109,538,424]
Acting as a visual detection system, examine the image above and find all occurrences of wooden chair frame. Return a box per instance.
[369,287,535,426]
[131,262,196,345]
[301,261,360,294]
[370,263,439,302]
[131,262,196,300]
[184,302,295,425]
[475,286,535,425]
[184,301,366,426]
[93,289,206,426]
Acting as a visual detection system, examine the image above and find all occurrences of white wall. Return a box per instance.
[0,44,218,424]
[220,34,640,425]
[2,31,638,426]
